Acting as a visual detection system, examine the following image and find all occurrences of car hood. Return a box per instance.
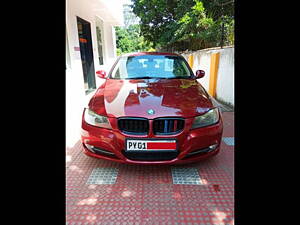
[89,78,214,118]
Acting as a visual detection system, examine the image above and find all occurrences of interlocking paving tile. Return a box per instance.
[66,112,234,224]
[171,167,203,185]
[86,168,118,184]
[223,137,234,146]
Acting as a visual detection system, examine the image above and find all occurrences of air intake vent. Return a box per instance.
[118,118,149,134]
[123,150,179,161]
[153,118,184,135]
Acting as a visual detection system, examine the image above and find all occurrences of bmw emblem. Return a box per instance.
[147,109,155,115]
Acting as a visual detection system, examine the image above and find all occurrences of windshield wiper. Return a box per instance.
[165,76,190,79]
[125,76,190,79]
[127,76,166,79]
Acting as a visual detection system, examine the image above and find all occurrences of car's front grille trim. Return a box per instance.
[118,117,149,135]
[118,117,185,135]
[153,118,185,135]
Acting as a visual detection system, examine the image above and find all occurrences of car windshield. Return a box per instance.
[110,55,192,79]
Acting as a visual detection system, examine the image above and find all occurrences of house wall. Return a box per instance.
[181,47,234,106]
[66,0,123,147]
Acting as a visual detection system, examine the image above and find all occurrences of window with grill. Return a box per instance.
[96,18,104,65]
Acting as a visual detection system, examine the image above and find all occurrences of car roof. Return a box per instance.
[121,52,181,57]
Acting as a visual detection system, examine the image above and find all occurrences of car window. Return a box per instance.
[110,55,192,79]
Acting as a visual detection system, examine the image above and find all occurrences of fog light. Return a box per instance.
[85,144,95,153]
[208,143,218,152]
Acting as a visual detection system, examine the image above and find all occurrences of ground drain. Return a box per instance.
[86,168,118,184]
[223,137,234,146]
[171,167,203,185]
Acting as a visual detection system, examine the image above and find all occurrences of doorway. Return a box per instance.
[76,17,96,94]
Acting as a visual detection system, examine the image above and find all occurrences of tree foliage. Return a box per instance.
[115,24,155,55]
[131,0,234,51]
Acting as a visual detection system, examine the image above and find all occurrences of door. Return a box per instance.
[76,17,96,94]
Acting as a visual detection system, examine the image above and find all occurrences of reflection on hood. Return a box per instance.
[89,78,213,118]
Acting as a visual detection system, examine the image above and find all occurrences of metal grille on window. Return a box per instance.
[96,25,104,65]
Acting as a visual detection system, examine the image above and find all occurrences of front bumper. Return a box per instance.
[81,115,223,165]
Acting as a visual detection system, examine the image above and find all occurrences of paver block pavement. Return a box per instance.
[66,112,234,225]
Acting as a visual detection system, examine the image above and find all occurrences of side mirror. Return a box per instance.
[96,70,107,79]
[195,70,205,79]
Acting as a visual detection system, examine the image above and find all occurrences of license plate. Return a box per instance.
[126,139,176,151]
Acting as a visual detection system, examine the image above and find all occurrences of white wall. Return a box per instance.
[215,48,234,106]
[66,0,122,147]
[180,47,234,106]
[66,0,121,77]
[182,51,210,91]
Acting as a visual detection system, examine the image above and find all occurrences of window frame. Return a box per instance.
[95,17,105,66]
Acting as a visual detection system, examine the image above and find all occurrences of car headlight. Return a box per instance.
[191,108,220,129]
[84,108,111,129]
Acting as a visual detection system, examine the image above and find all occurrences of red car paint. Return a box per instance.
[81,52,223,164]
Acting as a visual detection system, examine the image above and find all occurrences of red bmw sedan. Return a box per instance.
[81,52,223,164]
